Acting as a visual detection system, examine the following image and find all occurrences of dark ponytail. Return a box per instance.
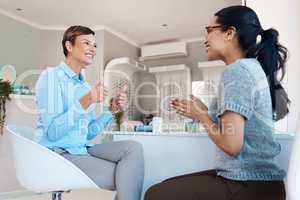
[255,29,290,121]
[215,6,290,121]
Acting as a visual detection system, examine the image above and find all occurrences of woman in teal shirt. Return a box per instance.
[36,26,144,200]
[145,6,289,200]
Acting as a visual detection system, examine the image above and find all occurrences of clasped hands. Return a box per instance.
[170,95,209,122]
[81,81,128,113]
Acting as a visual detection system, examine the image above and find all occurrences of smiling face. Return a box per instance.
[66,34,97,67]
[204,16,228,61]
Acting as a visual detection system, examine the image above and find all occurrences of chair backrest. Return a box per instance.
[6,125,99,193]
[287,123,300,200]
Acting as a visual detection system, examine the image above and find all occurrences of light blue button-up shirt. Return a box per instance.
[36,62,113,155]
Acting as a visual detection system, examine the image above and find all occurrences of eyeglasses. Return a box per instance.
[205,25,223,34]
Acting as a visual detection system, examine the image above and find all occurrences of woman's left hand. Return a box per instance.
[109,83,128,113]
[170,95,209,122]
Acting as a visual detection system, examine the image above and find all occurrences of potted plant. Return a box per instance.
[113,111,124,131]
[0,79,12,135]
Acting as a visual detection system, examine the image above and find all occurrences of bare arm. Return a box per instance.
[201,111,245,157]
[171,97,245,157]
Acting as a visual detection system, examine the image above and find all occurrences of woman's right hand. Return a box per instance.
[80,82,107,109]
[170,95,208,122]
[89,82,108,103]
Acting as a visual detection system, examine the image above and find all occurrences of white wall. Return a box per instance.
[248,0,300,134]
[0,12,107,87]
[0,13,40,87]
[103,30,139,67]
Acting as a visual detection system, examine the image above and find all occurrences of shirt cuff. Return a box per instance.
[74,100,96,115]
[95,111,113,126]
[217,102,253,120]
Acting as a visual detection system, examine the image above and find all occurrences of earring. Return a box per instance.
[256,35,262,44]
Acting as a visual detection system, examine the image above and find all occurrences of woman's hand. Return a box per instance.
[80,82,107,109]
[90,82,107,103]
[109,83,128,113]
[170,95,209,122]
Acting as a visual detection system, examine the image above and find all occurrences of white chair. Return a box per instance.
[6,125,116,200]
[286,122,300,200]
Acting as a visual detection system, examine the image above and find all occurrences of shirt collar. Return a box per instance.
[59,61,85,82]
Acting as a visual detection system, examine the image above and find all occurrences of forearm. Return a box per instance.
[47,107,78,141]
[46,100,88,141]
[200,115,240,156]
[87,111,113,140]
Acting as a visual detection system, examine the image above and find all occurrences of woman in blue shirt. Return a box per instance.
[36,26,144,200]
[144,6,289,200]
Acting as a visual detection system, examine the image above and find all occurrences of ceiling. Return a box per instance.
[0,0,242,46]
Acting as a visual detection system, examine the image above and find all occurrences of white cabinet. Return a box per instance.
[192,60,225,107]
[111,132,293,199]
[197,60,225,85]
[112,133,216,199]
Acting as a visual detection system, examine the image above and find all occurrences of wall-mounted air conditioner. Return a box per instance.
[139,42,187,61]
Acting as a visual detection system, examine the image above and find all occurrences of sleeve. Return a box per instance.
[87,109,113,140]
[216,65,255,120]
[35,69,86,141]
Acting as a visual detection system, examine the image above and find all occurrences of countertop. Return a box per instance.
[103,131,294,139]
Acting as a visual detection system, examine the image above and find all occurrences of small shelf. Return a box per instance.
[148,64,190,73]
[198,60,225,68]
[10,94,35,100]
[105,57,147,73]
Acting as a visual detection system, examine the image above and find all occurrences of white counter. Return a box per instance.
[105,131,294,198]
[104,130,294,139]
[104,131,208,137]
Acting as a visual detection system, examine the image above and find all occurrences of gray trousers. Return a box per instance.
[55,140,144,200]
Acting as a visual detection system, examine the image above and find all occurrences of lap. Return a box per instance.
[61,152,116,190]
[144,170,285,200]
[54,140,143,190]
[87,140,143,162]
[234,180,285,200]
[145,170,231,200]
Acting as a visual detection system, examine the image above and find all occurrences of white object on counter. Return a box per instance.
[152,117,162,133]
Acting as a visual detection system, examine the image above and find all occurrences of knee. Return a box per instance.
[126,140,143,154]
